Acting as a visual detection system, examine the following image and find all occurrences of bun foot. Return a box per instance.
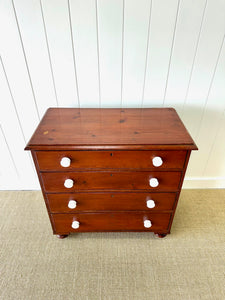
[57,234,69,239]
[154,233,167,238]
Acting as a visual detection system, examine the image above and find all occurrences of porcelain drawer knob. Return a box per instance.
[64,179,74,188]
[71,220,80,229]
[60,157,71,167]
[152,156,163,167]
[68,200,77,209]
[149,178,159,187]
[144,220,152,228]
[147,200,155,208]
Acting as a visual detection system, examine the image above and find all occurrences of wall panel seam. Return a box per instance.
[0,56,26,143]
[182,0,208,112]
[141,0,152,107]
[195,33,225,140]
[39,0,59,107]
[120,0,125,107]
[163,0,181,105]
[0,125,19,177]
[1,55,37,177]
[202,108,225,176]
[96,0,101,107]
[68,0,80,107]
[12,0,40,120]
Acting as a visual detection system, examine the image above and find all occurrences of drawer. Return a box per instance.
[41,171,181,192]
[52,212,171,233]
[36,150,186,170]
[47,192,176,212]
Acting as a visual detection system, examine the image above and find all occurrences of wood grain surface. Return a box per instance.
[51,212,171,233]
[26,108,197,237]
[25,108,197,150]
[36,150,186,171]
[46,192,177,213]
[41,171,182,192]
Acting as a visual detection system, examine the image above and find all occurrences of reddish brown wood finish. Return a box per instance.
[166,150,191,234]
[36,150,186,171]
[46,192,176,213]
[31,151,56,233]
[41,171,182,192]
[25,108,197,237]
[25,108,197,150]
[52,212,171,233]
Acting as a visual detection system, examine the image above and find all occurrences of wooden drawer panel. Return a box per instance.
[41,171,181,192]
[47,192,176,212]
[36,150,186,170]
[52,212,171,233]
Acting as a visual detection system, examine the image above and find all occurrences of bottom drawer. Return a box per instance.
[51,212,171,233]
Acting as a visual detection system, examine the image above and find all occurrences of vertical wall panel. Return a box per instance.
[187,39,225,177]
[41,0,79,107]
[122,0,150,107]
[185,38,225,177]
[0,59,39,190]
[163,0,206,113]
[0,126,20,190]
[204,111,225,178]
[143,0,179,106]
[0,0,225,189]
[182,0,225,139]
[70,0,100,107]
[0,0,39,141]
[98,0,123,107]
[13,0,58,118]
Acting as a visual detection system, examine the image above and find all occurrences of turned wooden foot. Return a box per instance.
[57,234,69,239]
[154,233,167,238]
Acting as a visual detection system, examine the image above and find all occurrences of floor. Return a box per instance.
[0,189,225,300]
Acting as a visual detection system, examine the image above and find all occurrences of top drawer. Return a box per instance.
[36,150,186,171]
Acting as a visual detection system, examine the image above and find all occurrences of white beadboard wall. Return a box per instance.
[0,0,225,190]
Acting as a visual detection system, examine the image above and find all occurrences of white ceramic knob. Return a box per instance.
[146,199,155,208]
[68,200,77,209]
[144,220,152,228]
[60,157,71,167]
[152,156,163,167]
[71,220,80,229]
[64,179,74,189]
[149,178,159,187]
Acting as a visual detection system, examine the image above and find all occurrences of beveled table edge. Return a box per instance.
[25,144,198,151]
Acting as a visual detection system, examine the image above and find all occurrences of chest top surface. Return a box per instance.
[25,108,197,151]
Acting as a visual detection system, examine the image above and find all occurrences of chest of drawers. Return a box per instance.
[25,108,197,238]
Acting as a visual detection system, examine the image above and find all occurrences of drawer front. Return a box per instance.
[41,171,181,192]
[36,150,186,170]
[52,212,171,233]
[47,192,176,212]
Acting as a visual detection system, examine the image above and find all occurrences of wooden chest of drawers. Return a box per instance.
[25,108,197,238]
